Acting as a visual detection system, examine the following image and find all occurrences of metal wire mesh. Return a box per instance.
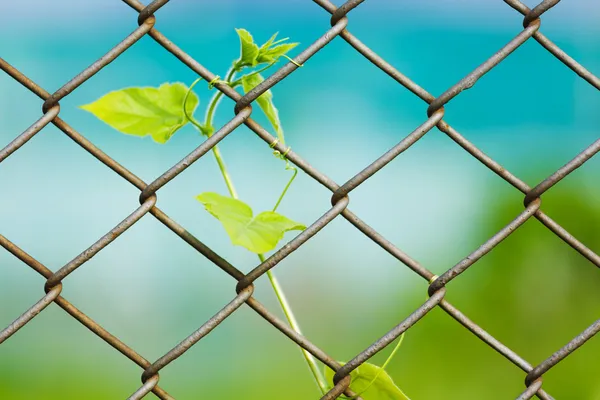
[1,0,599,399]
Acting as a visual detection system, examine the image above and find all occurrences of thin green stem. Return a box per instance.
[204,91,225,132]
[281,54,304,67]
[184,77,238,198]
[183,78,205,131]
[260,254,329,394]
[201,69,240,198]
[203,69,239,198]
[229,61,277,88]
[260,157,327,393]
[212,146,238,199]
[185,62,326,394]
[204,67,237,131]
[272,163,298,213]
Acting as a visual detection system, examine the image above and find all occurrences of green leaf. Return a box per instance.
[259,32,280,51]
[241,73,285,144]
[324,363,410,400]
[256,42,299,64]
[235,29,298,68]
[80,83,198,144]
[256,32,298,65]
[196,192,305,254]
[235,28,260,68]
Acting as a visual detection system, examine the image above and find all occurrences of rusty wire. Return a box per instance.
[1,0,599,399]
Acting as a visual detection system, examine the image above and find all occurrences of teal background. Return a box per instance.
[1,0,599,399]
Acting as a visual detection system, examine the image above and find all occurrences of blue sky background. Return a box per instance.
[1,1,599,399]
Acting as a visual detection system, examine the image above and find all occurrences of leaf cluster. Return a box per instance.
[234,28,298,69]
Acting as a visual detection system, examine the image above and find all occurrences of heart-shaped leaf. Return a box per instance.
[197,192,305,254]
[324,363,410,400]
[241,73,284,144]
[80,83,198,144]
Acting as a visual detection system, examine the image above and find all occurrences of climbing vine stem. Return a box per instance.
[184,69,327,394]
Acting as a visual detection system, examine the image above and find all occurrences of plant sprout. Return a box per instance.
[80,28,409,400]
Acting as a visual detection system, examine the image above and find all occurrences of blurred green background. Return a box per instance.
[1,0,599,399]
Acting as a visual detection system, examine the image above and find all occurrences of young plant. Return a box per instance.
[80,28,409,399]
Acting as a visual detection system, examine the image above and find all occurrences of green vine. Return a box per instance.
[79,27,409,400]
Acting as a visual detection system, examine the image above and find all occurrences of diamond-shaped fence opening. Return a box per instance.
[1,0,600,399]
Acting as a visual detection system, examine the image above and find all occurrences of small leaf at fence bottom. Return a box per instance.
[324,363,410,400]
[80,83,199,144]
[241,73,285,144]
[196,192,306,254]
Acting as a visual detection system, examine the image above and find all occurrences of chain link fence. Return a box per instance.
[1,0,599,398]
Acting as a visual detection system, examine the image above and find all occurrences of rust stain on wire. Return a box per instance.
[1,0,599,399]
